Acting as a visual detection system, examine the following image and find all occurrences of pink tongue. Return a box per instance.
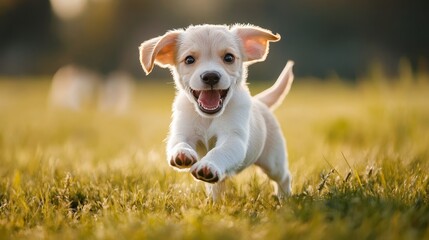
[198,90,221,109]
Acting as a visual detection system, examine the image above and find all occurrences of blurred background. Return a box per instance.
[0,0,428,80]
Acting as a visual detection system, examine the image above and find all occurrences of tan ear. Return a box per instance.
[139,30,181,75]
[232,25,280,64]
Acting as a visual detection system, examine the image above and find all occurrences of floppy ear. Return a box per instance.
[232,25,280,64]
[139,30,181,75]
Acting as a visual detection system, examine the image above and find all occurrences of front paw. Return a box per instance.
[190,161,223,183]
[169,148,197,169]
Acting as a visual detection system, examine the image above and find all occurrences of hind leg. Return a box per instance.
[271,167,292,198]
[257,158,292,197]
[255,139,292,197]
[205,180,226,202]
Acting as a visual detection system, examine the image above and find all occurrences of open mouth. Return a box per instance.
[191,88,229,114]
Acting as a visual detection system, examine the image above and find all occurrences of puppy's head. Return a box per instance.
[139,24,280,117]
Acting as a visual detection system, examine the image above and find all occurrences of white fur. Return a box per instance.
[139,24,294,201]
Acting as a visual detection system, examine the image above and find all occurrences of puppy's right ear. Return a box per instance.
[139,30,181,75]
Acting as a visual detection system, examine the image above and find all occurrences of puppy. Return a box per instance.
[139,24,294,201]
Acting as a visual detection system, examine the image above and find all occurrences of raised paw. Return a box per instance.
[169,150,197,169]
[191,162,222,183]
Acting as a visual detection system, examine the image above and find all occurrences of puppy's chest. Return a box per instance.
[196,136,216,157]
[193,121,218,155]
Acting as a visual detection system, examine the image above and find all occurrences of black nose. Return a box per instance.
[200,71,221,86]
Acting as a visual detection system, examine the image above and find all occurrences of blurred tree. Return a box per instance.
[0,0,428,79]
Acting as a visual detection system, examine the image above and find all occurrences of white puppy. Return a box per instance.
[139,24,294,200]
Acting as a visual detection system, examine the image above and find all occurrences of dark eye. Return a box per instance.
[223,53,235,63]
[184,56,195,65]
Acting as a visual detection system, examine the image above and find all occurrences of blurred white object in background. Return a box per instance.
[49,66,135,114]
[50,0,88,21]
[98,71,134,114]
[49,65,101,111]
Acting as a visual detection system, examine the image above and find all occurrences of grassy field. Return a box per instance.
[0,73,428,239]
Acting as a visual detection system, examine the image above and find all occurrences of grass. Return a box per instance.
[0,73,428,239]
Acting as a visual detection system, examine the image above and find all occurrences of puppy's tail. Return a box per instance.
[255,60,294,110]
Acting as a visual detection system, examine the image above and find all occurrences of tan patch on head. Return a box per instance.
[177,25,241,64]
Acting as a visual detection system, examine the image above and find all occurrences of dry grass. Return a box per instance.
[0,74,428,239]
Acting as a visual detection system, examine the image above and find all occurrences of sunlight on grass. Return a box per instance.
[0,74,428,239]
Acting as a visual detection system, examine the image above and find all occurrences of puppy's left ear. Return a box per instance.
[139,30,181,75]
[232,25,280,65]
